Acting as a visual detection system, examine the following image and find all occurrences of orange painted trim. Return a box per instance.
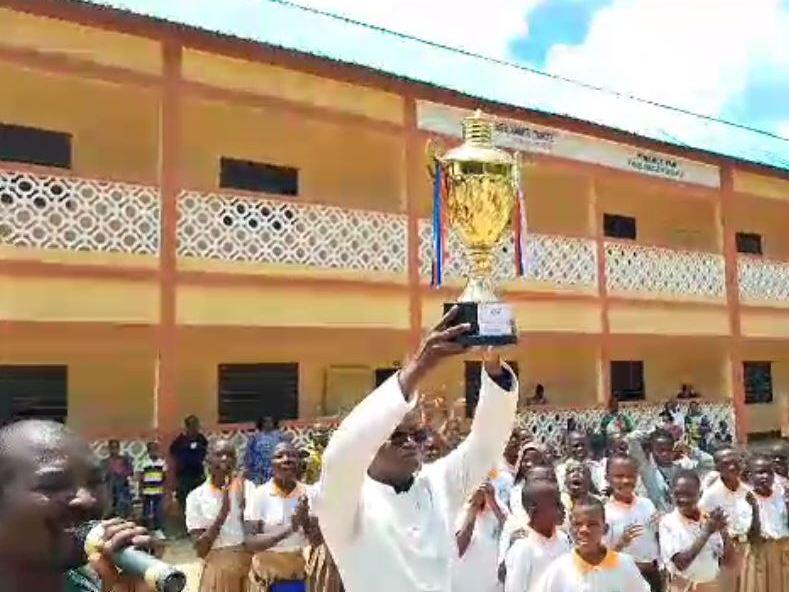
[720,166,747,442]
[592,179,613,403]
[179,78,402,135]
[0,39,161,89]
[403,97,424,349]
[1,320,159,333]
[0,259,158,282]
[5,0,789,183]
[156,41,181,435]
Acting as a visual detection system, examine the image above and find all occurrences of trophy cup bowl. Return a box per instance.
[431,110,519,346]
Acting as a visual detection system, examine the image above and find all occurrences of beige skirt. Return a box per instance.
[304,543,343,592]
[248,550,306,592]
[667,576,722,592]
[739,539,789,592]
[199,546,253,592]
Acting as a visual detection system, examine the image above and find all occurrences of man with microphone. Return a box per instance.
[0,419,181,592]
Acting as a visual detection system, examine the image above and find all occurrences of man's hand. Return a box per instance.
[89,519,153,587]
[398,306,470,398]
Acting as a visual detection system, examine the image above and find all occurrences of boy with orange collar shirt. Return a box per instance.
[534,497,649,592]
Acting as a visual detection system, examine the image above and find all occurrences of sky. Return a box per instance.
[289,0,789,140]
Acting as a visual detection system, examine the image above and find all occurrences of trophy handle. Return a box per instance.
[425,138,444,179]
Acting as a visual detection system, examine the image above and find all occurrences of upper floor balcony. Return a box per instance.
[2,166,789,311]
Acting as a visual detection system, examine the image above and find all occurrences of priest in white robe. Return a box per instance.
[314,308,518,592]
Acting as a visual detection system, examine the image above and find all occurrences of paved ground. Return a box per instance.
[161,539,201,592]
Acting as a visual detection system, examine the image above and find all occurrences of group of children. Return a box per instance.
[455,426,789,592]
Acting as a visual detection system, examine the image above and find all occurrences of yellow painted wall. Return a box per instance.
[609,339,728,402]
[181,98,406,212]
[0,326,156,433]
[183,50,403,124]
[596,176,719,252]
[741,310,789,338]
[0,276,159,323]
[608,303,730,336]
[0,63,159,183]
[177,283,409,329]
[175,327,410,423]
[0,8,161,75]
[740,343,789,434]
[731,197,789,260]
[734,170,789,202]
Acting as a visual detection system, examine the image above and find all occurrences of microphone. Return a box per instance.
[75,521,187,592]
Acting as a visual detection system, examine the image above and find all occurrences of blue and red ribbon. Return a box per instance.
[431,162,447,287]
[513,174,528,277]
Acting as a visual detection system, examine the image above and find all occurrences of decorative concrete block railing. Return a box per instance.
[605,242,726,299]
[92,400,735,471]
[738,256,789,305]
[0,168,160,255]
[418,219,598,290]
[177,190,408,274]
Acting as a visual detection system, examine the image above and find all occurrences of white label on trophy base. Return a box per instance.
[477,303,514,336]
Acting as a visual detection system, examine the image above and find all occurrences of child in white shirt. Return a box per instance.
[503,480,570,592]
[534,497,649,592]
[741,455,789,592]
[770,443,788,495]
[453,481,507,592]
[698,447,757,591]
[659,469,735,592]
[603,455,661,591]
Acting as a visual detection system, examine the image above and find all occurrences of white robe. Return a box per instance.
[315,368,518,592]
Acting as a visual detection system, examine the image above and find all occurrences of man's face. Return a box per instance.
[0,431,104,573]
[570,506,606,553]
[369,413,423,480]
[108,440,120,456]
[185,416,200,434]
[651,437,675,467]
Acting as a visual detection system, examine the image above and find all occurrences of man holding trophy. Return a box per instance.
[314,112,523,592]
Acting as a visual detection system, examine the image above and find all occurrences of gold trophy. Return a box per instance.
[428,110,520,346]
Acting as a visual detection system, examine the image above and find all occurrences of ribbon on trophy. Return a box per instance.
[431,161,448,287]
[512,154,528,277]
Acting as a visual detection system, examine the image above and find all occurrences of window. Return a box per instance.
[0,123,71,169]
[603,214,637,240]
[218,363,298,423]
[375,367,398,387]
[220,157,298,196]
[610,361,645,401]
[736,232,763,255]
[743,361,772,404]
[465,361,519,418]
[0,365,68,424]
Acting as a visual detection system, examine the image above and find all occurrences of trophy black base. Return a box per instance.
[443,302,518,346]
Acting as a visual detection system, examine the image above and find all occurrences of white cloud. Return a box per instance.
[776,122,789,140]
[288,0,539,61]
[540,0,789,128]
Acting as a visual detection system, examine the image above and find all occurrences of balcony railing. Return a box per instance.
[738,256,789,304]
[176,190,408,274]
[605,242,726,299]
[0,168,160,255]
[418,220,599,289]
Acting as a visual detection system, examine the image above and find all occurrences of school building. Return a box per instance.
[1,0,789,443]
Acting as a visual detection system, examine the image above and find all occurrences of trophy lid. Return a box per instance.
[441,110,515,168]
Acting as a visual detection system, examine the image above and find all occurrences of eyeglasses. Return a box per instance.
[388,429,428,447]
